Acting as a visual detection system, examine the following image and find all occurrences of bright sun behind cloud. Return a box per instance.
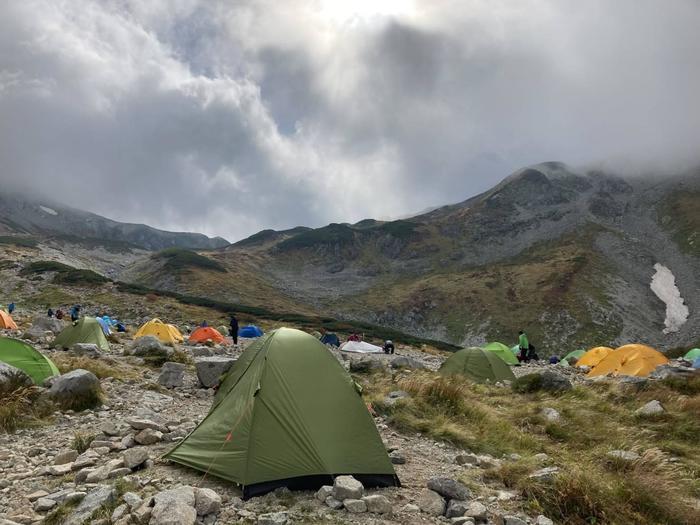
[318,0,416,25]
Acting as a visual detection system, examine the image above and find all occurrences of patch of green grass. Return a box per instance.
[21,260,107,285]
[277,223,355,251]
[43,500,78,525]
[154,248,227,273]
[0,235,39,248]
[72,431,96,453]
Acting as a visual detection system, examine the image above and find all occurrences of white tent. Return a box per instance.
[340,340,384,354]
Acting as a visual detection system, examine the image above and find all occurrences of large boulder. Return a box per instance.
[427,477,471,501]
[158,362,186,388]
[349,357,385,373]
[195,357,236,388]
[0,362,32,389]
[49,369,102,410]
[151,486,196,525]
[24,316,65,340]
[416,489,445,516]
[332,476,364,500]
[70,343,101,356]
[390,356,425,370]
[128,336,171,358]
[635,400,664,416]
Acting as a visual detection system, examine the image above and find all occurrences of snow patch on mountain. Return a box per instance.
[650,263,689,334]
[39,205,58,216]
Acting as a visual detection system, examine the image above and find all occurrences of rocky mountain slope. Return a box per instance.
[0,193,228,251]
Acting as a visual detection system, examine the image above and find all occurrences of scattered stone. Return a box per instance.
[34,498,57,512]
[348,357,385,373]
[427,477,471,501]
[464,501,488,520]
[108,467,131,479]
[27,490,49,502]
[456,453,480,466]
[541,407,561,423]
[151,486,197,525]
[72,451,99,470]
[343,499,367,513]
[390,356,425,369]
[189,346,213,357]
[607,450,640,462]
[64,485,116,525]
[446,500,470,518]
[64,492,87,504]
[48,463,73,476]
[325,497,343,510]
[122,492,142,509]
[0,363,31,388]
[125,417,167,433]
[159,362,186,388]
[535,516,554,525]
[389,450,406,464]
[476,455,501,469]
[53,449,79,465]
[451,518,476,525]
[504,516,527,525]
[315,485,333,502]
[86,464,114,483]
[70,343,100,356]
[135,428,163,445]
[528,467,560,482]
[402,503,420,513]
[100,421,120,436]
[111,504,128,522]
[194,487,221,516]
[332,475,364,500]
[636,400,664,416]
[129,336,170,358]
[417,489,446,516]
[122,447,150,469]
[362,494,392,514]
[257,512,289,525]
[195,357,236,388]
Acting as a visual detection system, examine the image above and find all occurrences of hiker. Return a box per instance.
[348,333,361,342]
[518,330,529,362]
[527,343,539,361]
[383,340,395,354]
[70,305,81,322]
[229,314,239,346]
[201,320,209,327]
[47,307,54,318]
[55,309,64,320]
[549,355,560,364]
[7,302,15,314]
[116,322,126,333]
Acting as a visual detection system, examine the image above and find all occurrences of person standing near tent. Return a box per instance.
[518,330,529,362]
[70,305,81,322]
[56,309,64,320]
[383,340,395,354]
[229,314,239,346]
[47,307,54,318]
[7,302,15,314]
[201,320,208,327]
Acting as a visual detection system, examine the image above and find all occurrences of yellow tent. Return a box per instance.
[0,310,18,330]
[587,344,668,378]
[134,318,184,345]
[576,346,614,367]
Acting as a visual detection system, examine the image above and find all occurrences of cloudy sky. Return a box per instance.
[1,1,699,241]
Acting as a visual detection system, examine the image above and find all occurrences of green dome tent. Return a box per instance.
[439,347,516,384]
[165,327,399,498]
[0,336,59,384]
[483,342,519,365]
[684,348,700,362]
[562,350,586,364]
[52,318,110,351]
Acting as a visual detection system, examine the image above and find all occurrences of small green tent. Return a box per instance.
[483,342,519,365]
[684,348,700,362]
[52,318,110,351]
[439,347,516,384]
[0,336,59,384]
[562,350,586,363]
[165,327,399,498]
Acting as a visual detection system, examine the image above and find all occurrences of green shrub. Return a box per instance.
[0,235,38,248]
[72,431,96,453]
[512,374,544,393]
[154,248,226,273]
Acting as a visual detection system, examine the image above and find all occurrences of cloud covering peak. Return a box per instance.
[1,0,699,240]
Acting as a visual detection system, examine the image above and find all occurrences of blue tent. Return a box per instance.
[102,315,117,326]
[693,357,700,369]
[320,333,340,347]
[95,317,112,336]
[239,325,264,338]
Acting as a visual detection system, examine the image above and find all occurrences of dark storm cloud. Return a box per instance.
[1,0,699,240]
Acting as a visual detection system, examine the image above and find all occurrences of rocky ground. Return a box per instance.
[1,311,699,525]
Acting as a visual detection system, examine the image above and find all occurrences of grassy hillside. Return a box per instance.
[660,190,700,256]
[153,248,227,273]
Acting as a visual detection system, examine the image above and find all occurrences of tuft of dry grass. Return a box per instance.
[72,431,95,453]
[0,370,54,433]
[53,355,134,380]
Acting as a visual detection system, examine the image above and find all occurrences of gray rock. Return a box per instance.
[362,495,392,514]
[48,463,73,476]
[504,516,527,525]
[0,362,32,388]
[129,336,170,358]
[195,357,236,388]
[123,447,150,469]
[34,497,57,512]
[417,489,446,516]
[451,518,476,525]
[315,485,333,502]
[100,421,120,437]
[190,346,213,357]
[539,371,573,392]
[427,477,471,501]
[455,453,480,466]
[541,407,561,423]
[111,504,128,521]
[70,343,100,356]
[85,464,114,483]
[464,501,488,520]
[132,497,154,523]
[650,365,697,380]
[30,315,65,335]
[49,369,101,407]
[159,362,186,388]
[607,450,640,462]
[27,490,49,501]
[64,485,116,525]
[332,475,364,500]
[402,503,420,513]
[325,497,344,510]
[125,417,168,433]
[477,455,501,469]
[257,512,289,525]
[389,451,406,464]
[390,356,425,369]
[108,467,131,479]
[64,492,87,504]
[446,500,469,518]
[151,486,196,525]
[535,516,554,525]
[636,400,664,416]
[343,499,367,513]
[349,357,385,373]
[74,468,95,483]
[122,492,143,509]
[384,390,410,406]
[135,428,163,445]
[528,467,560,482]
[72,451,98,470]
[194,488,221,516]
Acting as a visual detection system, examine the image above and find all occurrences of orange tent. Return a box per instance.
[0,311,18,330]
[189,326,225,345]
[587,344,668,378]
[576,346,614,367]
